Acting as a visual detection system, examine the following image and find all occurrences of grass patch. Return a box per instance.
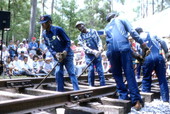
[0,75,29,79]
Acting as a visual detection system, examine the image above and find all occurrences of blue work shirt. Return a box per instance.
[140,32,168,59]
[105,17,144,51]
[28,42,38,50]
[42,25,73,60]
[78,29,103,55]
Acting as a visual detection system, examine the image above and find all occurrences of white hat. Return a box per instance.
[75,21,85,27]
[77,42,81,45]
[20,42,24,45]
[71,40,74,44]
[45,57,51,61]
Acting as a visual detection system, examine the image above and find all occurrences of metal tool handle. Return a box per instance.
[77,57,96,78]
[34,62,59,89]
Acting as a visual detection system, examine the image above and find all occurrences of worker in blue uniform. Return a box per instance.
[39,15,79,92]
[104,12,150,110]
[75,21,105,87]
[135,27,170,102]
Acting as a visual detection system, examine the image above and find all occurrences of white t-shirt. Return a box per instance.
[13,60,22,70]
[17,47,27,54]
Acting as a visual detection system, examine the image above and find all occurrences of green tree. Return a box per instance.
[78,0,110,30]
[0,0,41,44]
[51,0,80,41]
[28,0,37,42]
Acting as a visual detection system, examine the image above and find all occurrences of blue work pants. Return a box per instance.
[55,55,79,92]
[107,50,142,105]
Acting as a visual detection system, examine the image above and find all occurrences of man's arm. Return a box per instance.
[121,19,144,45]
[94,30,103,52]
[77,35,94,54]
[154,35,170,61]
[121,19,150,56]
[58,27,71,52]
[43,32,57,59]
[154,35,168,53]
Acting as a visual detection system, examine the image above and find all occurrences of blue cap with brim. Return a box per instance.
[39,15,51,24]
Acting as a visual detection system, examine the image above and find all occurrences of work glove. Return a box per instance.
[92,50,101,58]
[62,51,67,59]
[56,51,67,62]
[165,52,170,61]
[99,48,104,53]
[141,43,150,58]
[132,52,144,64]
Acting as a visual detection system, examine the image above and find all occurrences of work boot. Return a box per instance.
[133,100,142,111]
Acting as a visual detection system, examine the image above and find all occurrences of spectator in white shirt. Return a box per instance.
[17,43,28,55]
[13,55,22,71]
[18,51,25,61]
[4,56,14,76]
[20,56,35,76]
[101,51,110,73]
[43,57,54,75]
[12,55,23,76]
[0,45,9,62]
[38,55,45,69]
[32,55,47,74]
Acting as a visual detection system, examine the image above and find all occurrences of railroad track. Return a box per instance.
[0,74,169,114]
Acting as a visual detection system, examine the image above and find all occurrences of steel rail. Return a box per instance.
[0,84,117,113]
[0,73,113,88]
[0,75,168,113]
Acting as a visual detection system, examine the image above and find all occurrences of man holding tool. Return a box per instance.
[104,12,150,110]
[39,15,79,92]
[75,21,105,87]
[135,27,170,102]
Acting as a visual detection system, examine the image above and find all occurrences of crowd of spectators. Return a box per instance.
[1,36,169,79]
[0,37,111,77]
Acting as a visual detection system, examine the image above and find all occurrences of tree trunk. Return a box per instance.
[141,0,145,18]
[39,0,45,42]
[152,0,154,14]
[8,0,10,11]
[42,0,45,15]
[51,0,54,14]
[146,0,148,17]
[161,0,164,11]
[28,0,37,42]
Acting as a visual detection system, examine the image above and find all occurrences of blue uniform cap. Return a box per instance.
[106,12,118,22]
[135,27,143,34]
[39,15,52,24]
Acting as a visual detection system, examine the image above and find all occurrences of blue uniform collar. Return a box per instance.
[45,25,56,34]
[81,29,90,35]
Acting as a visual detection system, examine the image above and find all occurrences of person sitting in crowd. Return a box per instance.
[32,55,47,75]
[17,42,28,55]
[101,51,110,73]
[18,51,25,61]
[28,37,38,55]
[20,56,35,76]
[13,55,23,76]
[4,56,14,77]
[7,40,17,60]
[74,42,86,76]
[38,55,45,69]
[0,45,9,62]
[71,40,77,53]
[43,57,54,75]
[39,38,48,59]
[22,38,29,49]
